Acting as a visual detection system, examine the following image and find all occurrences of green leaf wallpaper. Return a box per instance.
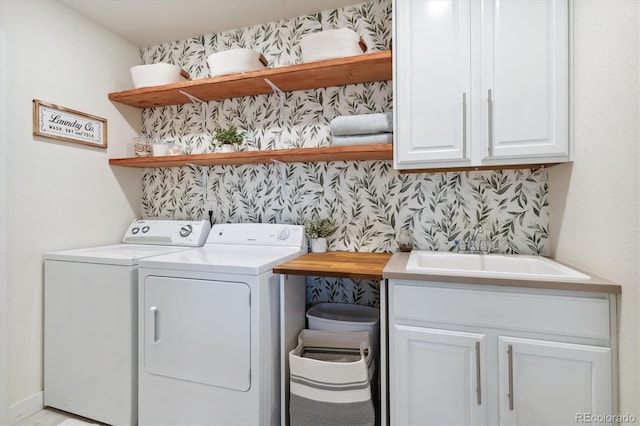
[139,0,549,306]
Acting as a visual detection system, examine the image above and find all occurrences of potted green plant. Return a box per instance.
[304,217,335,253]
[214,125,244,152]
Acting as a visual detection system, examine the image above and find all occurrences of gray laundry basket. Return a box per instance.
[289,329,375,426]
[306,303,380,361]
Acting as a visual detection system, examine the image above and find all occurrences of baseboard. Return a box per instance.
[8,391,43,425]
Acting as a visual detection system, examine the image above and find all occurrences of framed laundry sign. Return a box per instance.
[33,100,107,148]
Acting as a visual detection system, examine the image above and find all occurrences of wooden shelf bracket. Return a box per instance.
[264,78,286,124]
[179,90,208,131]
[186,162,212,211]
[271,158,287,198]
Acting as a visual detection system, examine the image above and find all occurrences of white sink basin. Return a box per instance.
[406,251,591,282]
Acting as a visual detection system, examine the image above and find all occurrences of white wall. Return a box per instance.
[0,0,143,419]
[549,0,639,417]
[1,25,9,426]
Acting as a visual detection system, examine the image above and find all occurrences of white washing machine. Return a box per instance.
[137,223,307,426]
[44,219,211,426]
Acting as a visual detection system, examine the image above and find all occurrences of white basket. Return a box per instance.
[289,329,375,426]
[130,63,186,88]
[206,48,267,77]
[300,28,366,63]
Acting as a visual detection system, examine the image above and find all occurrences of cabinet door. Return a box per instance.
[391,325,487,425]
[394,0,471,169]
[498,336,612,425]
[481,0,569,161]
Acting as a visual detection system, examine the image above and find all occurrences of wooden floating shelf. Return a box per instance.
[108,51,392,108]
[108,143,393,168]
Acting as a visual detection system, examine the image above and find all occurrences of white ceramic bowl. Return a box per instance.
[130,63,186,89]
[207,49,267,77]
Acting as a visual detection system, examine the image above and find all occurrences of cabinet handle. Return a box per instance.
[462,92,468,159]
[487,89,494,156]
[150,306,159,344]
[507,344,514,410]
[475,341,482,405]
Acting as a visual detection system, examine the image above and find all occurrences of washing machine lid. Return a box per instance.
[138,244,305,275]
[44,219,212,266]
[44,244,193,266]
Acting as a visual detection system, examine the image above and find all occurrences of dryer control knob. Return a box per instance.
[277,227,290,240]
[179,224,193,237]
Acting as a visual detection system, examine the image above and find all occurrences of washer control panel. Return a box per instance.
[122,219,211,246]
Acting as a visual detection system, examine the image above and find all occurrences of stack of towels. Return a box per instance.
[330,112,393,146]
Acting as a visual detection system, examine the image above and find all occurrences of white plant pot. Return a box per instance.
[219,144,236,153]
[310,238,328,253]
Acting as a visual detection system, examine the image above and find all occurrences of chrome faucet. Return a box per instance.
[454,223,488,254]
[468,224,482,252]
[455,223,487,253]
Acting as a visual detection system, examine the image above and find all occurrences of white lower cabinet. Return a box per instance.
[393,326,487,425]
[498,336,612,426]
[388,280,616,426]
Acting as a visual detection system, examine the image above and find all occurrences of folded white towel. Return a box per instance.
[332,133,393,146]
[301,28,364,63]
[330,112,393,136]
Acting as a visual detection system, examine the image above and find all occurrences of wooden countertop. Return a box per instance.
[383,252,622,294]
[273,251,392,280]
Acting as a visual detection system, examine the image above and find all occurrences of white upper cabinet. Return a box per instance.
[481,1,569,161]
[394,0,571,170]
[394,1,471,166]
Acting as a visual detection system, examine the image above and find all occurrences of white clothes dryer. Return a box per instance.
[137,223,307,426]
[44,219,211,426]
